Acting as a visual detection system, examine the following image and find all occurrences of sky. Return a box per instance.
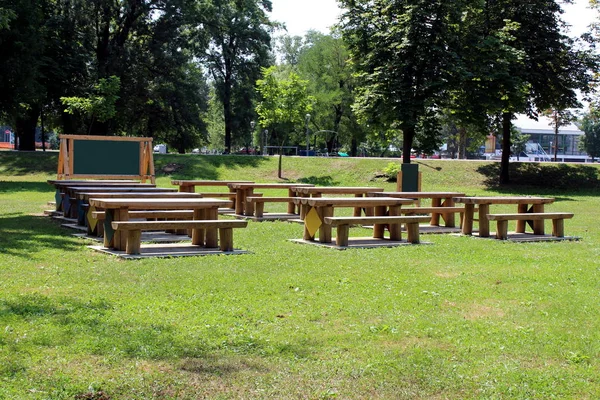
[269,0,597,38]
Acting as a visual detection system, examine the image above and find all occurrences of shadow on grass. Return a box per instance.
[477,162,600,193]
[0,151,58,175]
[156,154,269,180]
[297,175,338,186]
[0,292,311,376]
[0,215,82,258]
[0,181,54,194]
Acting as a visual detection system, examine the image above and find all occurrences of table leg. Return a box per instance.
[430,198,441,226]
[191,209,206,246]
[478,203,490,237]
[319,206,333,243]
[533,204,545,235]
[299,195,308,219]
[388,205,401,241]
[373,205,386,239]
[180,185,194,193]
[441,197,456,228]
[205,207,219,247]
[287,189,296,214]
[229,187,237,210]
[353,194,362,217]
[245,189,255,216]
[303,205,314,240]
[461,204,475,235]
[516,204,528,233]
[235,189,244,215]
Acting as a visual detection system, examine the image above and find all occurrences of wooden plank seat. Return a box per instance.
[245,195,294,218]
[111,220,248,254]
[92,209,194,221]
[90,209,196,236]
[324,215,431,247]
[486,213,574,240]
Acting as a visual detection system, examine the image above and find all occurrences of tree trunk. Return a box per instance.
[402,125,415,164]
[15,105,40,151]
[500,112,512,185]
[458,127,467,159]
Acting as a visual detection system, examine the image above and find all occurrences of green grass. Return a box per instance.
[1,151,600,399]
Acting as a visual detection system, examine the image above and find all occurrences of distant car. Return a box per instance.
[191,148,200,154]
[236,148,256,155]
[153,144,167,154]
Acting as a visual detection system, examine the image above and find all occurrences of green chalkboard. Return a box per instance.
[73,140,140,175]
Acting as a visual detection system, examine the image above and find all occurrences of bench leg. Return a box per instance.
[126,230,142,255]
[219,228,233,251]
[496,220,508,240]
[406,222,420,244]
[335,225,349,247]
[255,202,264,218]
[552,219,565,237]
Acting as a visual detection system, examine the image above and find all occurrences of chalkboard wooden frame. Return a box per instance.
[57,135,155,183]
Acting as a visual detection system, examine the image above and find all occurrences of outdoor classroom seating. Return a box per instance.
[368,191,465,230]
[111,219,248,255]
[324,215,431,247]
[486,213,574,240]
[454,196,555,238]
[293,186,385,218]
[227,182,314,219]
[291,196,421,248]
[88,197,233,255]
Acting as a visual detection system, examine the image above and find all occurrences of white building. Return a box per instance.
[513,114,589,162]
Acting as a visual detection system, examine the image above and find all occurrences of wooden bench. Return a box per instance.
[486,213,574,240]
[111,220,248,254]
[93,210,194,221]
[324,215,431,247]
[246,196,293,218]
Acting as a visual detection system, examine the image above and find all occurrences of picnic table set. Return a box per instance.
[46,178,578,259]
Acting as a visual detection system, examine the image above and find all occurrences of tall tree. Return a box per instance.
[339,0,467,164]
[457,0,594,183]
[580,110,600,161]
[199,0,275,153]
[255,66,314,178]
[297,30,358,154]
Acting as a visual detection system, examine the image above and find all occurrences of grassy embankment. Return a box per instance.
[1,151,599,399]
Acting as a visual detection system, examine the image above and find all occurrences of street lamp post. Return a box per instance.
[305,113,311,156]
[250,121,255,154]
[263,129,269,155]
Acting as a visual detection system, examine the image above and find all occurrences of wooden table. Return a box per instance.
[292,197,415,244]
[171,180,253,193]
[88,198,231,251]
[453,196,555,237]
[64,185,170,219]
[49,180,154,212]
[369,192,465,227]
[293,186,384,217]
[227,182,314,216]
[79,192,203,229]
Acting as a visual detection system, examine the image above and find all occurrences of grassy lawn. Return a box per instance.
[1,152,599,399]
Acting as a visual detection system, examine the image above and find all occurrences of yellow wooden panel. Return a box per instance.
[305,207,322,237]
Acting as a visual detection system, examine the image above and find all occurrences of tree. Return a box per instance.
[198,0,275,153]
[542,108,576,161]
[339,0,468,164]
[297,31,358,154]
[255,66,314,178]
[580,112,600,161]
[457,0,594,183]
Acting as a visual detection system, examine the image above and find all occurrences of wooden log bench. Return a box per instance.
[90,209,196,236]
[323,215,431,247]
[111,220,248,255]
[486,213,574,240]
[246,196,294,218]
